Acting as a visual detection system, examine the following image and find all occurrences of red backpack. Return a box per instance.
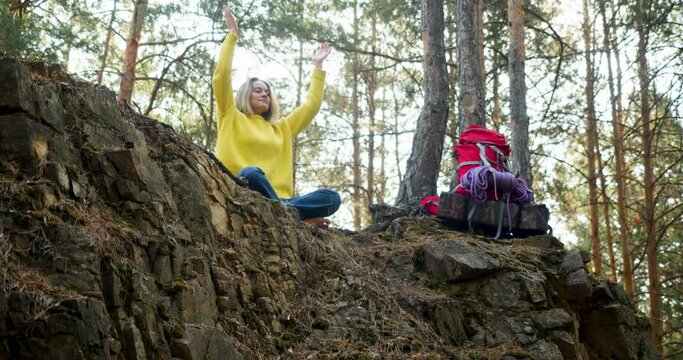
[453,124,511,200]
[420,124,531,217]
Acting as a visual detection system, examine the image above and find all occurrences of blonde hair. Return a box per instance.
[235,77,280,122]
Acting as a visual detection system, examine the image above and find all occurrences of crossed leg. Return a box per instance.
[238,167,341,230]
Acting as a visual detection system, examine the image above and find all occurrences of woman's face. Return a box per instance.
[249,80,271,115]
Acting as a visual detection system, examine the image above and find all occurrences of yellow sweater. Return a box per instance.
[212,34,325,198]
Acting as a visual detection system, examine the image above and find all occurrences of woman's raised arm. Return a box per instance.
[280,42,332,135]
[223,5,238,35]
[312,42,331,69]
[212,5,239,123]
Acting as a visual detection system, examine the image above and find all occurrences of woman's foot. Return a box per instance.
[304,217,331,230]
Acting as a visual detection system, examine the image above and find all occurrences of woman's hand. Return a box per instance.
[223,5,238,35]
[312,42,332,69]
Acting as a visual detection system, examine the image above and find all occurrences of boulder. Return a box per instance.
[416,239,502,282]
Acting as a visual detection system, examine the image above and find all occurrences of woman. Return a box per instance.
[213,5,341,229]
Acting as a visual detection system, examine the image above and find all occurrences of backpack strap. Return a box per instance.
[476,142,511,172]
[476,143,493,167]
[456,161,484,169]
[494,198,515,239]
[467,202,479,232]
[490,146,511,172]
[494,201,505,239]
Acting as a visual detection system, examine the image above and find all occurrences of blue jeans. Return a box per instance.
[238,167,341,219]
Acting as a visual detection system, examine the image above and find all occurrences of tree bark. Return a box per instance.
[596,142,617,282]
[634,0,661,350]
[508,0,531,186]
[477,0,485,100]
[445,0,459,190]
[456,0,485,132]
[365,12,378,210]
[392,84,403,183]
[582,0,602,277]
[97,0,117,86]
[395,0,449,210]
[118,0,148,104]
[379,87,387,204]
[492,53,502,131]
[611,2,635,302]
[603,0,635,302]
[352,1,362,229]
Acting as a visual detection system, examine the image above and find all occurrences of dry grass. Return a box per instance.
[277,219,463,359]
[277,216,555,359]
[0,173,123,321]
[78,203,138,256]
[0,233,81,322]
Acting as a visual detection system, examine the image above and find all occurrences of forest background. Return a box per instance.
[1,0,681,357]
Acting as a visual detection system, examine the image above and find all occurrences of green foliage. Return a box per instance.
[0,3,48,60]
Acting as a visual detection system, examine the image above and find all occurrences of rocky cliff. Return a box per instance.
[0,58,659,360]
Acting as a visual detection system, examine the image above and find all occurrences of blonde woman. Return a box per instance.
[213,5,340,229]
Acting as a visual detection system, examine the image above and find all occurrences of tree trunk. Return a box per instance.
[611,1,636,301]
[395,0,449,210]
[351,1,362,229]
[97,0,117,86]
[118,0,148,104]
[602,0,635,302]
[456,0,485,132]
[596,142,617,282]
[446,0,459,190]
[508,0,531,186]
[492,53,502,131]
[365,12,378,210]
[477,0,485,100]
[392,84,403,183]
[582,0,602,277]
[634,0,661,350]
[379,87,387,204]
